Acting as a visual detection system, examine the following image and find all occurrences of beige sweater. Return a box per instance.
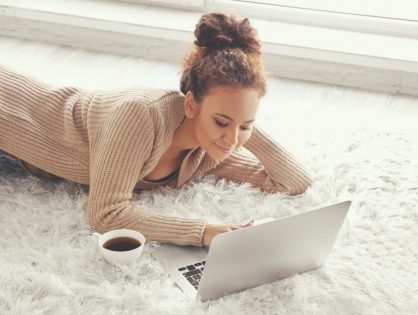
[0,64,314,247]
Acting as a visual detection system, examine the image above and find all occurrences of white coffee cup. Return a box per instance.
[93,229,145,265]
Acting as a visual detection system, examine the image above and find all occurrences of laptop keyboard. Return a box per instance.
[178,260,206,290]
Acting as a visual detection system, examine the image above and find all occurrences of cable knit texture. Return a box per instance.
[0,64,314,247]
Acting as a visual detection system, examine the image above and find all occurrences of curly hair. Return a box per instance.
[179,12,267,104]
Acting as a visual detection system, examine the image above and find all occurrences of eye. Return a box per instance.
[214,119,228,128]
[214,119,251,131]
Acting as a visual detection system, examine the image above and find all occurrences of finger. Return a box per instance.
[240,220,254,227]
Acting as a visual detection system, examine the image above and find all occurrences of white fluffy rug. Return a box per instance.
[0,36,417,315]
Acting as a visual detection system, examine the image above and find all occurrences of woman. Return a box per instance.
[0,12,314,247]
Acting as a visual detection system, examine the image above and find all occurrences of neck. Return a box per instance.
[168,117,199,158]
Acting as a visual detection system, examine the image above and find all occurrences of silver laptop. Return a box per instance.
[152,200,352,302]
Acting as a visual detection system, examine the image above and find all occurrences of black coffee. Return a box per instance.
[103,237,142,252]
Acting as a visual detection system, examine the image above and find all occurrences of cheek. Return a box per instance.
[204,121,221,140]
[238,131,252,144]
[196,119,218,143]
[238,133,250,146]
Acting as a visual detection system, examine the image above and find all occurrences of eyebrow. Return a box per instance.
[215,113,255,123]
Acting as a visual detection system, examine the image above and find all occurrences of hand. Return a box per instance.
[202,220,254,247]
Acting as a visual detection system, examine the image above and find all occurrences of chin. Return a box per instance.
[209,144,233,161]
[205,150,223,161]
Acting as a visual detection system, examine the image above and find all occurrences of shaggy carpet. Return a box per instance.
[0,36,417,315]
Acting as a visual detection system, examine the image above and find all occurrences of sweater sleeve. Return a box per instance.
[85,101,207,247]
[206,124,314,195]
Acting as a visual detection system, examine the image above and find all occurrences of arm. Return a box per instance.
[85,102,207,247]
[206,124,314,195]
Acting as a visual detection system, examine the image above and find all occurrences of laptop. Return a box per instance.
[152,200,352,302]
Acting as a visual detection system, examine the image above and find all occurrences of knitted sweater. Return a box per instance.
[0,64,314,247]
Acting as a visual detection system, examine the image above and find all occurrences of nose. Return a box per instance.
[223,127,239,148]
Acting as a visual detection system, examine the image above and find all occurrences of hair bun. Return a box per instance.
[194,13,260,54]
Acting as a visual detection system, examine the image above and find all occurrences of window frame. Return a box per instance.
[209,0,418,39]
[114,0,206,11]
[224,0,418,22]
[116,0,418,39]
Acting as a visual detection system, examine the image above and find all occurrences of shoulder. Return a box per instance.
[108,87,180,119]
[119,86,183,109]
[115,87,184,120]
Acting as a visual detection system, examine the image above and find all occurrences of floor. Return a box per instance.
[0,35,417,314]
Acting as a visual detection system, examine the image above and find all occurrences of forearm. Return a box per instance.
[86,201,208,247]
[243,124,314,195]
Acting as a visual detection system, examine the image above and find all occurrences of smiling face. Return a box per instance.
[184,86,260,161]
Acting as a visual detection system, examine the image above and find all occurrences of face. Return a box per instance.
[185,86,260,161]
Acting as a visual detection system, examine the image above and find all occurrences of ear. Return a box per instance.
[184,91,199,119]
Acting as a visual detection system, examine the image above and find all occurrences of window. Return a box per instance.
[115,0,206,10]
[233,0,418,21]
[115,0,418,38]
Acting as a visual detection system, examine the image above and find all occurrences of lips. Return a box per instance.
[215,143,233,153]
